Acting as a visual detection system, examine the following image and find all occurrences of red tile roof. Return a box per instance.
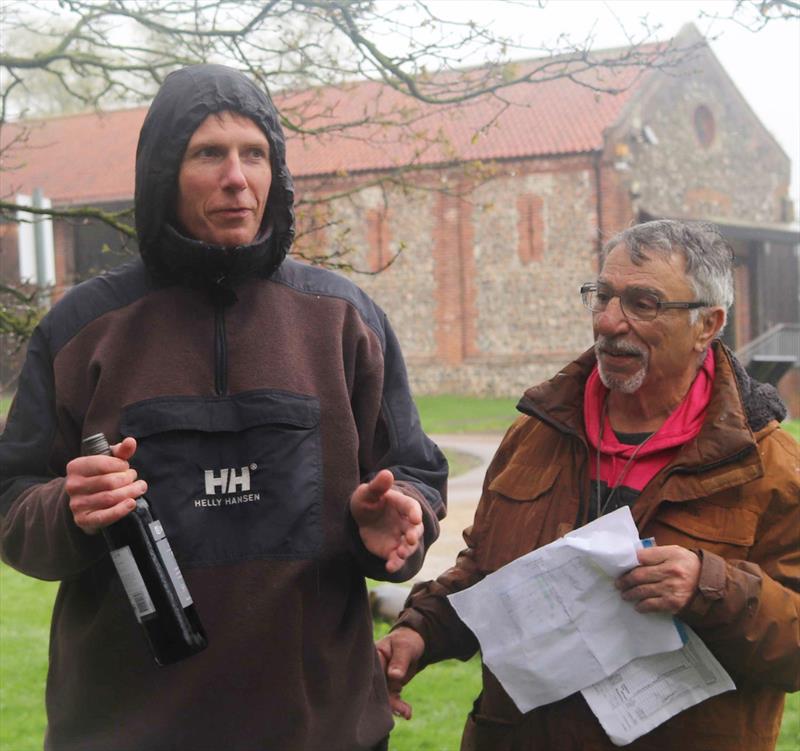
[1,108,145,206]
[1,58,647,207]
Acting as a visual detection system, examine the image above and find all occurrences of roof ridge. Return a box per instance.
[7,31,678,127]
[2,32,686,203]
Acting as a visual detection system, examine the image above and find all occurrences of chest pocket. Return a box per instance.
[477,463,562,569]
[653,500,759,557]
[120,390,322,568]
[488,463,561,502]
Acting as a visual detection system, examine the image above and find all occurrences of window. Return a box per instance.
[366,208,391,272]
[517,194,544,264]
[694,105,716,148]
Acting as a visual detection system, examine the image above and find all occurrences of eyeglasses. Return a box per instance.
[580,282,709,321]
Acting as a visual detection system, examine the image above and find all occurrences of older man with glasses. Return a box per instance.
[378,219,799,751]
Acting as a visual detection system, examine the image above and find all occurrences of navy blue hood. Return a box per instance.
[134,64,294,286]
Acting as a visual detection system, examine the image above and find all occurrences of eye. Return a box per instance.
[628,292,659,314]
[594,287,613,304]
[245,147,268,160]
[196,146,222,158]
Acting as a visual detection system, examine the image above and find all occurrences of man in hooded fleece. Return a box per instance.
[0,64,447,751]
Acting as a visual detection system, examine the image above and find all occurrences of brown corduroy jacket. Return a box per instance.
[397,342,799,751]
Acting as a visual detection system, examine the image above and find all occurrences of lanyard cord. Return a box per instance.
[595,397,657,519]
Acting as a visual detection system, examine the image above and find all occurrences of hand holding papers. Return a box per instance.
[447,507,734,744]
[448,507,682,712]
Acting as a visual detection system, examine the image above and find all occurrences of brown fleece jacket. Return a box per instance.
[1,257,447,751]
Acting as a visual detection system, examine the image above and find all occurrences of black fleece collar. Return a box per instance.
[726,345,788,432]
[154,224,283,305]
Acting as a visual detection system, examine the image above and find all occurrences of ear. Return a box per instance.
[694,307,725,352]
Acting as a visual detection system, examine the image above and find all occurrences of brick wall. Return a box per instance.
[295,103,793,401]
[365,208,391,273]
[297,179,440,365]
[296,156,600,396]
[7,43,789,403]
[596,156,635,249]
[516,193,545,264]
[52,218,74,302]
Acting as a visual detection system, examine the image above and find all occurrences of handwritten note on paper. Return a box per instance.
[447,507,683,713]
[581,624,735,746]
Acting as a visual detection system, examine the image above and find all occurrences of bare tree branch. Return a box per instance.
[0,200,136,236]
[1,0,778,355]
[700,0,800,31]
[0,281,46,348]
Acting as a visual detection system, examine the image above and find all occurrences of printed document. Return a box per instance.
[447,507,683,713]
[582,624,735,746]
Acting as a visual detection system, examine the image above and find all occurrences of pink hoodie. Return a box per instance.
[584,348,715,492]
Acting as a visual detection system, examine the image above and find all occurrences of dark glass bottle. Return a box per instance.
[82,433,207,666]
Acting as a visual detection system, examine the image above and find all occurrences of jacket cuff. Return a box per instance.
[681,548,726,618]
[393,605,426,635]
[392,601,442,671]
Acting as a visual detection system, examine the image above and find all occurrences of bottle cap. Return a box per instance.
[82,433,111,456]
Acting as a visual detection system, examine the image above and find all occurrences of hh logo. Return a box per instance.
[204,465,254,495]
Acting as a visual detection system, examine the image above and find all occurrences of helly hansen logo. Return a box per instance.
[203,464,256,495]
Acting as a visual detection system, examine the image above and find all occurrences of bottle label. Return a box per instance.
[149,521,194,609]
[109,546,156,622]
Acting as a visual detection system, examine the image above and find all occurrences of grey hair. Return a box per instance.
[602,219,734,330]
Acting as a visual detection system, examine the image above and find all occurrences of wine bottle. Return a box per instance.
[81,433,207,665]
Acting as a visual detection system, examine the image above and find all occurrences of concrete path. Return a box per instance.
[414,433,504,583]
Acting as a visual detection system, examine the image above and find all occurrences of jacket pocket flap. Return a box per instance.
[488,463,560,502]
[121,390,320,438]
[658,502,759,546]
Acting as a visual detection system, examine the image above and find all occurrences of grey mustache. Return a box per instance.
[595,337,644,357]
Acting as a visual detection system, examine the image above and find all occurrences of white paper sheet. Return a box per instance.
[447,507,683,713]
[581,624,735,746]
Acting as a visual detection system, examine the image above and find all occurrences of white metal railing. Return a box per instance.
[736,323,800,365]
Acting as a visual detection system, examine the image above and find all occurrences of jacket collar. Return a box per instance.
[516,349,595,437]
[152,223,284,304]
[516,342,783,485]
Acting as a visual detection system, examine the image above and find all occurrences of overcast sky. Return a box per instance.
[426,0,800,215]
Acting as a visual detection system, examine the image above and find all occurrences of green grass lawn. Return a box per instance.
[417,395,800,441]
[1,564,798,750]
[0,565,56,751]
[0,395,12,421]
[783,419,800,441]
[415,394,519,434]
[441,447,483,477]
[373,621,483,751]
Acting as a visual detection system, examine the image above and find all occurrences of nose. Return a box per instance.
[220,153,247,191]
[594,296,630,337]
